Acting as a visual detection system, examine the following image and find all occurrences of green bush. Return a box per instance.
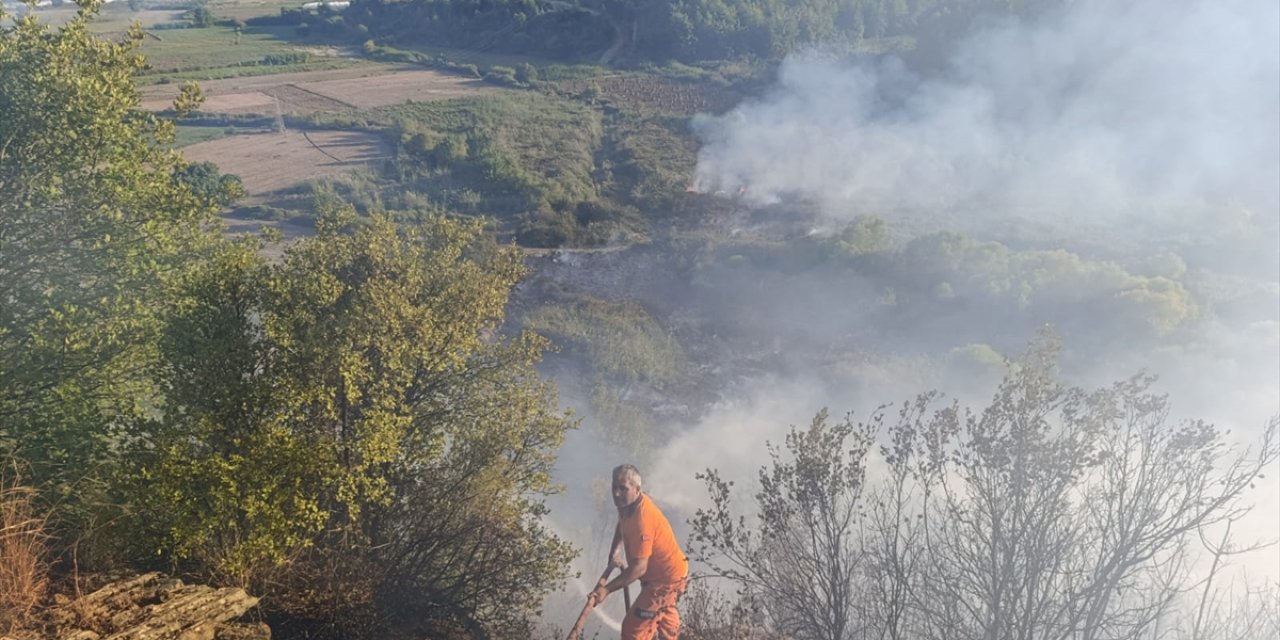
[525,293,691,389]
[174,161,245,208]
[431,135,468,165]
[518,205,578,247]
[184,6,216,28]
[515,62,538,84]
[261,52,311,66]
[234,204,294,221]
[483,65,519,87]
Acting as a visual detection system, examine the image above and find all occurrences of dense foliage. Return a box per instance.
[2,5,577,637]
[173,161,245,208]
[0,1,215,538]
[687,219,1202,354]
[346,0,1064,63]
[133,204,575,636]
[307,92,656,247]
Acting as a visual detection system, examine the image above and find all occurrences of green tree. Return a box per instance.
[173,161,245,208]
[134,200,576,636]
[0,1,216,544]
[172,80,204,116]
[515,61,538,84]
[186,5,216,28]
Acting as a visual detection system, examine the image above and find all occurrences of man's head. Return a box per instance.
[612,464,643,509]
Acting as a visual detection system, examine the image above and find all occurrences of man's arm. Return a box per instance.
[604,555,647,593]
[589,556,647,605]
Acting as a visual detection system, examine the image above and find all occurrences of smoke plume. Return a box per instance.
[693,0,1280,233]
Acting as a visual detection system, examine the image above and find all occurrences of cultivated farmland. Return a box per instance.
[181,129,390,199]
[154,64,492,203]
[141,64,492,114]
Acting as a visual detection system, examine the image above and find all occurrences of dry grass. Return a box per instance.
[0,473,48,635]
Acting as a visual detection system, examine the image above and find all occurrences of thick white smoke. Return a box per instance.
[678,0,1280,598]
[543,0,1280,630]
[692,0,1280,230]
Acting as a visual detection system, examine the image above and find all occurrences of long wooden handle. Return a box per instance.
[566,566,614,640]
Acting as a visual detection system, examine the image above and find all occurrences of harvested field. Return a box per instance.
[262,83,357,112]
[181,129,390,197]
[296,71,486,109]
[140,65,491,114]
[188,91,279,114]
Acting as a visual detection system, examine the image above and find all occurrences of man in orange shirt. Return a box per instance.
[588,464,690,639]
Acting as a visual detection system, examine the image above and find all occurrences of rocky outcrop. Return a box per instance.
[15,573,268,640]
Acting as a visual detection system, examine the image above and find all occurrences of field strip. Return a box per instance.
[139,64,494,114]
[262,83,359,112]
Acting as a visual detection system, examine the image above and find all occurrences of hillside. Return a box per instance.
[2,1,1277,639]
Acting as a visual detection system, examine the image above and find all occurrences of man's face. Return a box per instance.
[612,473,641,509]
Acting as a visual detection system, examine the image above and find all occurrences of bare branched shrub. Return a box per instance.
[691,338,1280,640]
[682,578,777,640]
[691,408,878,640]
[1178,580,1280,640]
[1175,518,1280,640]
[0,471,49,634]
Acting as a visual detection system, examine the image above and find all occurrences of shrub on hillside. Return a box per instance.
[482,65,519,87]
[174,161,245,208]
[131,205,576,636]
[184,6,216,28]
[261,52,311,66]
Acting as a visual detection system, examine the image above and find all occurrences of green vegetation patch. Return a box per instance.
[523,288,697,459]
[294,86,701,247]
[137,24,307,73]
[347,0,950,65]
[560,74,741,115]
[367,93,632,244]
[172,124,231,147]
[706,220,1202,344]
[382,93,601,198]
[140,56,363,84]
[526,293,690,389]
[605,112,698,212]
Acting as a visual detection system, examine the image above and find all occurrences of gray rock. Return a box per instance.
[46,574,267,640]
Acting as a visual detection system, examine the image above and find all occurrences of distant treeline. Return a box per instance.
[340,0,1063,63]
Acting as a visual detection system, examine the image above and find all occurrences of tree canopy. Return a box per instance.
[2,6,577,636]
[133,203,575,635]
[345,0,1065,64]
[0,0,216,522]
